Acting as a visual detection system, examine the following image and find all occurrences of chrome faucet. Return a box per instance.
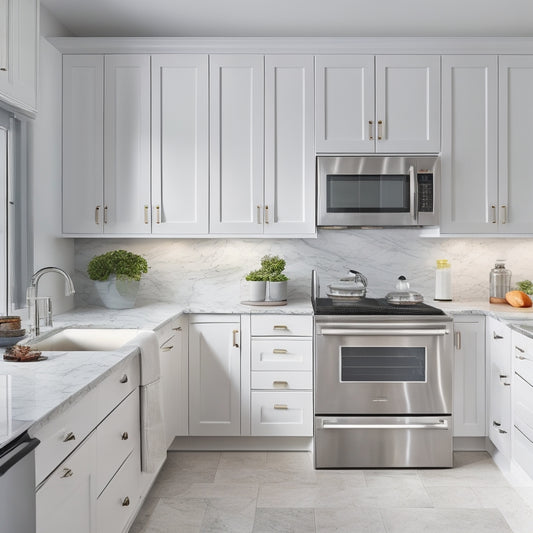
[27,267,75,336]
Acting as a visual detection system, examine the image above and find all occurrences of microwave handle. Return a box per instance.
[409,166,418,224]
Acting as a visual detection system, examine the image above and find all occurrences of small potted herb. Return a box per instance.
[87,250,148,309]
[516,280,533,295]
[245,269,267,302]
[261,255,289,302]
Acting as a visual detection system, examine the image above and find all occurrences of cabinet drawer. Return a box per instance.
[513,426,533,480]
[97,355,140,421]
[251,391,313,436]
[96,388,140,496]
[513,331,533,385]
[34,387,99,486]
[251,371,312,390]
[155,317,183,346]
[97,449,140,533]
[251,315,312,337]
[252,339,312,371]
[514,373,533,442]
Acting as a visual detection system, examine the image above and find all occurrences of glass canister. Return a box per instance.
[434,259,452,301]
[489,260,512,304]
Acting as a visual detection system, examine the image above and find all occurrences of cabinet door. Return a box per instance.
[264,55,315,235]
[36,432,97,533]
[104,55,151,234]
[210,55,264,234]
[375,55,440,153]
[189,320,241,436]
[315,55,375,153]
[499,56,533,233]
[0,0,37,113]
[151,55,209,235]
[62,55,104,234]
[453,317,486,437]
[440,56,498,234]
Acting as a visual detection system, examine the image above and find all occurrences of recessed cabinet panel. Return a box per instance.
[210,55,264,234]
[62,55,104,234]
[104,55,151,234]
[499,56,533,233]
[151,55,209,234]
[376,55,440,153]
[315,55,375,153]
[441,56,498,233]
[264,55,315,234]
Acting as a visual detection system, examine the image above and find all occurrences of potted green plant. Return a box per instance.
[87,250,148,309]
[261,255,289,301]
[516,280,533,295]
[245,269,267,302]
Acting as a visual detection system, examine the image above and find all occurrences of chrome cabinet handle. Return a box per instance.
[172,326,182,331]
[491,205,497,224]
[232,329,239,348]
[499,429,508,434]
[156,205,161,224]
[265,205,269,224]
[377,120,383,140]
[63,432,76,442]
[501,205,507,224]
[144,205,149,224]
[273,348,288,354]
[121,432,129,441]
[0,67,6,72]
[516,346,525,353]
[104,205,108,224]
[273,325,289,331]
[493,420,501,427]
[61,468,73,478]
[493,332,504,340]
[368,120,374,140]
[95,206,100,225]
[257,205,261,224]
[119,374,128,384]
[454,331,462,350]
[122,496,130,507]
[274,404,288,410]
[273,381,289,388]
[162,346,173,351]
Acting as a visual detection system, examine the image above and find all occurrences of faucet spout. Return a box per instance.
[28,267,75,337]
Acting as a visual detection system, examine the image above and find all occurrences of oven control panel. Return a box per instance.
[417,173,434,213]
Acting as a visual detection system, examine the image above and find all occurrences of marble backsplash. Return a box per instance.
[73,230,533,307]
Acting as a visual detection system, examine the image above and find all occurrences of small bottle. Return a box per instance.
[489,260,512,304]
[434,259,452,301]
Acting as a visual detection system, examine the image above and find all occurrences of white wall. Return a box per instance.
[74,232,533,307]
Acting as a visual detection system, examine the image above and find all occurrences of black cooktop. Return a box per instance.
[313,297,446,316]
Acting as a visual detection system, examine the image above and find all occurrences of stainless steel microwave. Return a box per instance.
[317,155,440,227]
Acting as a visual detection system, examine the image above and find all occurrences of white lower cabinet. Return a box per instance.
[36,431,97,533]
[188,316,241,436]
[453,316,486,437]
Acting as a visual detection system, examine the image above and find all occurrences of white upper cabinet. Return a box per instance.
[210,55,265,234]
[104,55,151,234]
[151,55,209,235]
[0,0,38,114]
[315,55,374,153]
[62,55,105,234]
[375,55,440,153]
[499,56,533,233]
[264,55,315,235]
[315,55,440,153]
[440,56,498,234]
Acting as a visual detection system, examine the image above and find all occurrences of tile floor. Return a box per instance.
[130,451,533,532]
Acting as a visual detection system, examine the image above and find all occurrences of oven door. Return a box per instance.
[314,318,453,416]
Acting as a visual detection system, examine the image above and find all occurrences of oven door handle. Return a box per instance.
[319,328,448,336]
[322,420,449,430]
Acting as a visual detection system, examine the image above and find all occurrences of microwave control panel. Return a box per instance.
[417,173,434,212]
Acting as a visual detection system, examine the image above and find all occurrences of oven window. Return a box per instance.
[340,347,426,382]
[326,174,410,213]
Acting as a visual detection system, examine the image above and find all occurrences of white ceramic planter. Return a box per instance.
[268,281,288,302]
[94,275,140,309]
[248,281,267,302]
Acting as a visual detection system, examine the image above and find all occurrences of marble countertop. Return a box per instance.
[1,294,532,450]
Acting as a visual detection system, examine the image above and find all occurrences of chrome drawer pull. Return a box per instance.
[516,346,525,353]
[273,381,289,388]
[493,332,504,339]
[122,496,130,507]
[172,326,182,331]
[273,348,288,354]
[493,421,501,427]
[63,432,76,442]
[121,432,129,441]
[323,419,448,430]
[499,374,508,379]
[273,325,289,331]
[503,382,511,386]
[274,404,288,410]
[61,468,73,478]
[232,329,239,348]
[162,346,173,351]
[499,429,508,434]
[120,374,128,384]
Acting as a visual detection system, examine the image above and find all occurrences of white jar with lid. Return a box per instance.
[434,259,452,301]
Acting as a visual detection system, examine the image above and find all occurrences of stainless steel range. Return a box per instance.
[312,272,453,469]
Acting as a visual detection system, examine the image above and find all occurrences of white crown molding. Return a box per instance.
[47,36,533,55]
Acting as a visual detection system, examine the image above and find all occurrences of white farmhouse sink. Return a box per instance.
[29,328,140,351]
